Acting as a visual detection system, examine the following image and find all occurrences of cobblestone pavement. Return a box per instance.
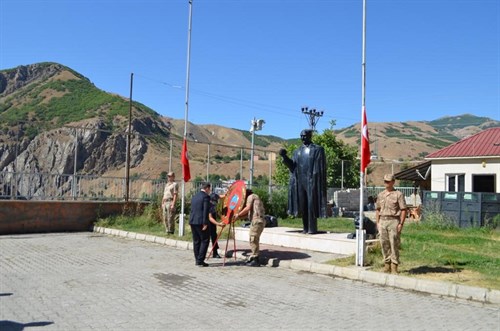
[1,233,498,331]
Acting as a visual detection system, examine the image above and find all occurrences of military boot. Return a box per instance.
[391,263,399,274]
[383,263,391,273]
[246,257,260,267]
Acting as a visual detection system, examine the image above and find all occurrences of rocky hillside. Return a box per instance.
[0,63,172,178]
[0,63,286,198]
[1,62,498,195]
[335,116,498,163]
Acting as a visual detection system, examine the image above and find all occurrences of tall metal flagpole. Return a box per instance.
[180,0,194,237]
[356,0,367,266]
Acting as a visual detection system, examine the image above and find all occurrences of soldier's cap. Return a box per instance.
[167,171,175,177]
[383,174,395,182]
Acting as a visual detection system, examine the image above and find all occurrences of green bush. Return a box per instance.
[267,189,289,219]
[421,208,457,230]
[483,213,499,229]
[251,187,288,219]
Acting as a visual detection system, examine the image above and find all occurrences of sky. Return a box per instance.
[1,0,499,139]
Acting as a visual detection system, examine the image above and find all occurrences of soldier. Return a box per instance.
[161,172,178,234]
[376,174,407,274]
[235,189,266,267]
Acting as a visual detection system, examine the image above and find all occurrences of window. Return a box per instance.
[446,174,464,192]
[472,174,495,193]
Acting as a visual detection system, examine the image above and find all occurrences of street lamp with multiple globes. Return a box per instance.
[249,117,265,187]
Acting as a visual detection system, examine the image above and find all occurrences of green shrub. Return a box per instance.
[267,188,289,219]
[421,208,457,230]
[483,213,499,229]
[251,187,288,219]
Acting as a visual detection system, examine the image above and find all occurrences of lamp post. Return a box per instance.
[249,117,265,187]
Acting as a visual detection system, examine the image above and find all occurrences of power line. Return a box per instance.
[129,72,499,131]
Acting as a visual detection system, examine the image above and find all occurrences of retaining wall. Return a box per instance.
[0,201,148,234]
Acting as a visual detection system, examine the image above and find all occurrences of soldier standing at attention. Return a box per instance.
[376,174,407,274]
[162,172,178,234]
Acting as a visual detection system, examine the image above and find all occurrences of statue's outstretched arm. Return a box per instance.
[279,148,294,171]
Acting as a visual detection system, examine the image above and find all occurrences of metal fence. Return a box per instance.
[0,171,283,201]
[366,186,417,199]
[422,191,500,227]
[1,170,418,204]
[0,171,166,201]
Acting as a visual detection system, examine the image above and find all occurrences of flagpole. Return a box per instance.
[180,0,194,237]
[356,0,367,267]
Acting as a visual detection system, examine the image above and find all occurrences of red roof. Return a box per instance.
[426,127,500,159]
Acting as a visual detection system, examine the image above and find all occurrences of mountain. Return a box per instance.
[334,115,498,185]
[335,116,498,162]
[0,63,285,192]
[1,62,498,192]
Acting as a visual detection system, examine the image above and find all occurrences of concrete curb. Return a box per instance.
[92,226,500,305]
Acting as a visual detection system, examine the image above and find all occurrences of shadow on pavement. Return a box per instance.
[0,320,54,331]
[225,248,311,261]
[206,260,246,267]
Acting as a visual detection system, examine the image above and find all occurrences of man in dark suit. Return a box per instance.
[189,182,212,267]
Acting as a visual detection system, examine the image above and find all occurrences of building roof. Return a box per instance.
[426,127,500,159]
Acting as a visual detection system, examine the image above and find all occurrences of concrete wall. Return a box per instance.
[0,201,148,235]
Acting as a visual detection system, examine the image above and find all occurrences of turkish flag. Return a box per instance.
[181,138,191,182]
[361,106,371,173]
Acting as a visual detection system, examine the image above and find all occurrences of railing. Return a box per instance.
[1,171,418,203]
[0,171,166,201]
[366,186,416,199]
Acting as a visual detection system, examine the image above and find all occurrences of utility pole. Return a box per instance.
[125,72,133,202]
[301,106,324,131]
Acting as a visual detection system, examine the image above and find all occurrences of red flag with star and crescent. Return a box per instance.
[181,138,191,182]
[361,106,371,173]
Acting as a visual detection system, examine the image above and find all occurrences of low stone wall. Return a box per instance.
[0,201,149,235]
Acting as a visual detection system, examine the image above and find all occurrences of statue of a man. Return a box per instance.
[279,129,327,234]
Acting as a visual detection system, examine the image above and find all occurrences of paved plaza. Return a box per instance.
[1,232,499,330]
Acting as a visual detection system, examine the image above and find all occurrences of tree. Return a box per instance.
[273,128,360,189]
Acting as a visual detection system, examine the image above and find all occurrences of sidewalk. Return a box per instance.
[93,226,500,305]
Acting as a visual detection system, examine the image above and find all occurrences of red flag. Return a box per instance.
[361,106,371,173]
[181,138,191,182]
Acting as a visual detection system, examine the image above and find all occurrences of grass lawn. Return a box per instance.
[327,222,500,290]
[96,212,500,290]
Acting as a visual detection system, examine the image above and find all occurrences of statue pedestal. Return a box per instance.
[234,226,377,255]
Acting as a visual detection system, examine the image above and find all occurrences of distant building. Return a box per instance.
[425,127,500,193]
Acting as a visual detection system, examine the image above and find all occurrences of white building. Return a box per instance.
[426,127,500,193]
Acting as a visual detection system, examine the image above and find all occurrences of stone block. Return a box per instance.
[456,285,487,302]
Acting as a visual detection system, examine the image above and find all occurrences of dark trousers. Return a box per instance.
[208,222,219,252]
[190,224,209,264]
[298,186,318,234]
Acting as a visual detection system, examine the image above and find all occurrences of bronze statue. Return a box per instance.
[279,129,327,234]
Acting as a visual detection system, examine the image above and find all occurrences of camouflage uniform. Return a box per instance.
[162,179,178,234]
[376,180,407,267]
[246,194,266,260]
